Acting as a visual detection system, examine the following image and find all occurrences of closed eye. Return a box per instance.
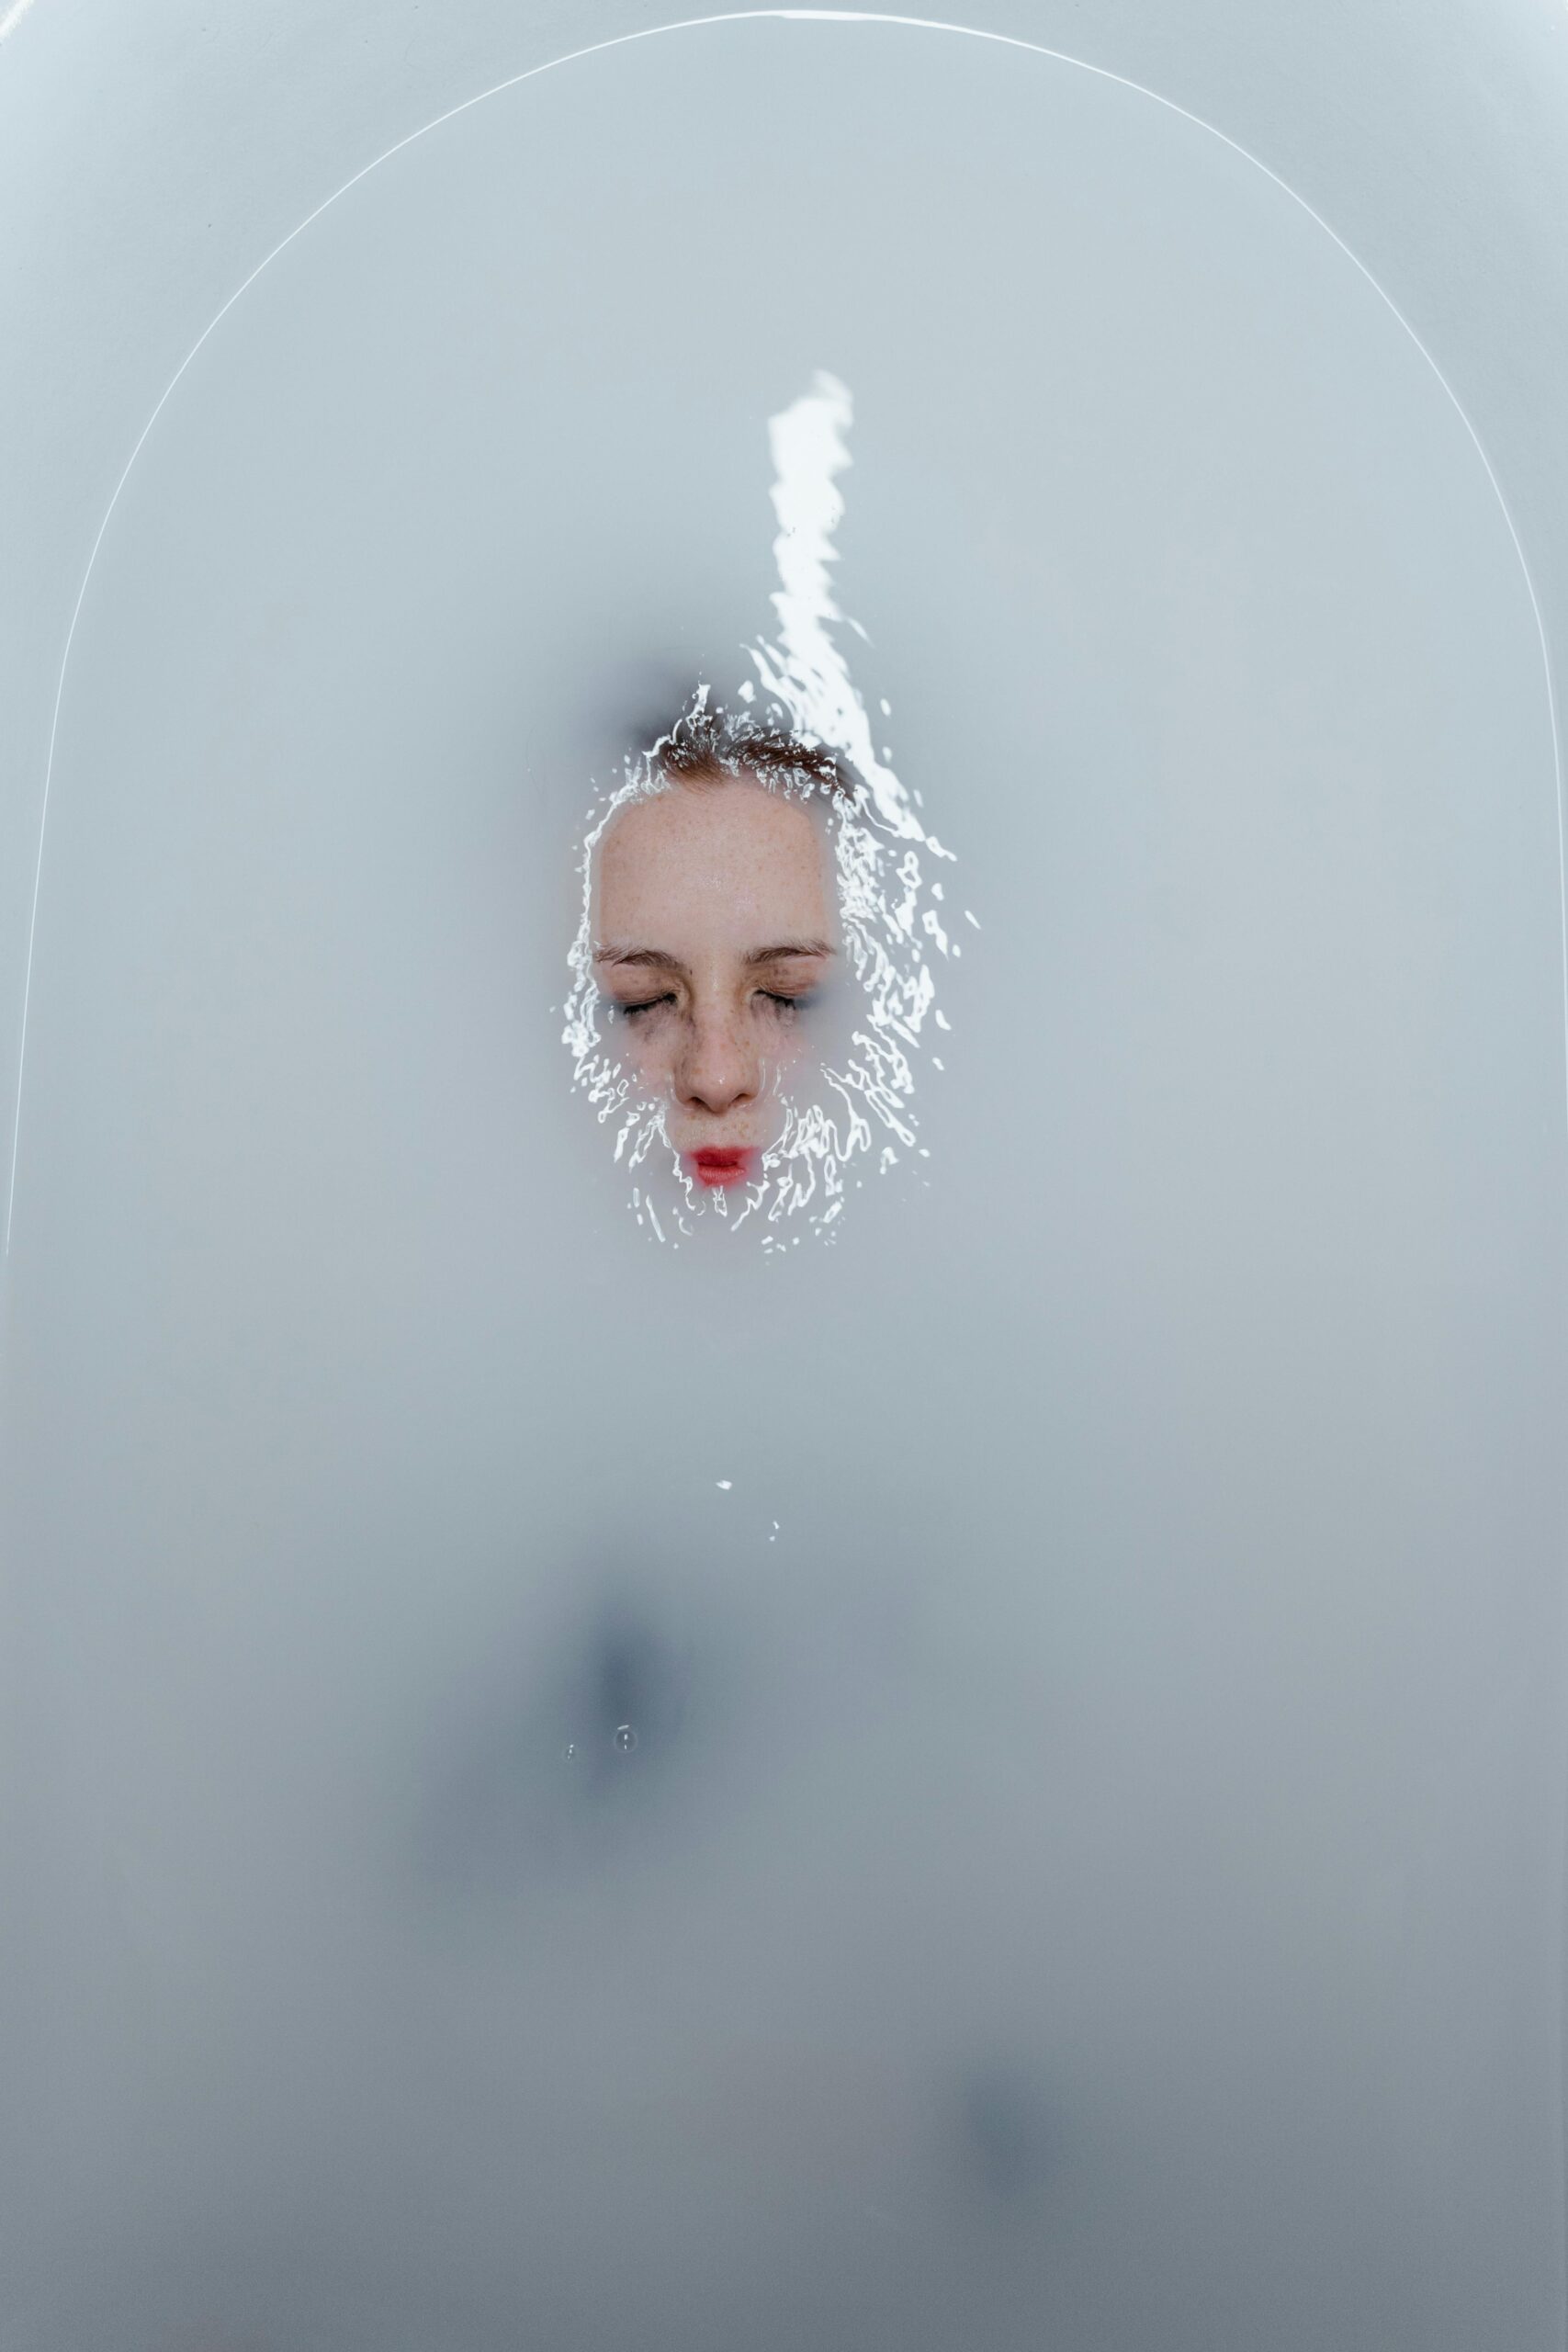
[620,993,676,1020]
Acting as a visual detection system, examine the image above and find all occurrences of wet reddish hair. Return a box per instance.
[647,692,858,803]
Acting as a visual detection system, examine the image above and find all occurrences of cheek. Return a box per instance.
[757,1008,817,1073]
[614,1016,675,1091]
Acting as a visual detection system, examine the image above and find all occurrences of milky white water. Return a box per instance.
[1,17,1563,2352]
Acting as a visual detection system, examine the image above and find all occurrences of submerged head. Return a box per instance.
[591,702,850,1189]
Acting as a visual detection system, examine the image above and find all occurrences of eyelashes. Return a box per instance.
[615,989,815,1023]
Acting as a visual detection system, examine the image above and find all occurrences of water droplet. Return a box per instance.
[615,1724,637,1755]
[562,1742,578,1764]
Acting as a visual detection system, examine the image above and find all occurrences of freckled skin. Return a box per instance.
[593,775,837,1163]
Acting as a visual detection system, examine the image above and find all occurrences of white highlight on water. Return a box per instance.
[563,369,960,1243]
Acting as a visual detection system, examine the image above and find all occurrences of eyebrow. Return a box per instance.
[594,947,686,973]
[593,939,834,973]
[745,939,834,967]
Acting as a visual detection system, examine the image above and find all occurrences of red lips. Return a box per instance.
[687,1148,756,1190]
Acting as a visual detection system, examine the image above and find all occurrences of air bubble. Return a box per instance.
[615,1723,638,1755]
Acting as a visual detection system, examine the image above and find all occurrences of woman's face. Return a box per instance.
[592,774,837,1188]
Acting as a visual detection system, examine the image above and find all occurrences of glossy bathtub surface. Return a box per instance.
[3,16,1564,2350]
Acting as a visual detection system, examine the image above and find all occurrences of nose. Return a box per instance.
[674,1007,759,1115]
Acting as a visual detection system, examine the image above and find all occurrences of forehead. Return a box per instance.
[594,776,834,943]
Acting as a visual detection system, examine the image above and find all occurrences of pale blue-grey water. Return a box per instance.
[2,9,1566,2349]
